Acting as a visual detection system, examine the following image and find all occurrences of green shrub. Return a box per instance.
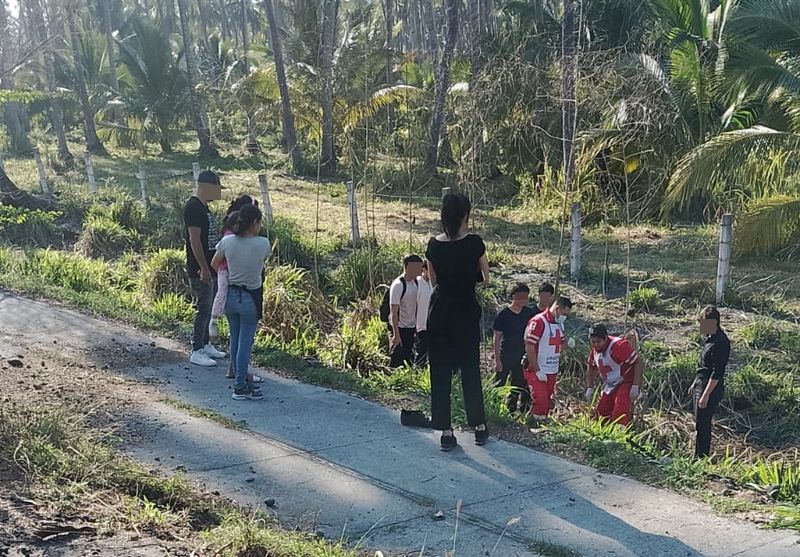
[726,362,791,409]
[21,249,111,293]
[264,217,316,268]
[151,292,195,324]
[626,286,661,313]
[645,352,696,408]
[108,197,147,233]
[322,304,388,376]
[76,214,139,259]
[138,249,189,301]
[0,203,59,247]
[260,265,337,355]
[740,320,782,350]
[330,241,408,301]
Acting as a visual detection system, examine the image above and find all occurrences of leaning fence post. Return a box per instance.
[137,163,149,209]
[570,202,582,280]
[716,213,734,305]
[192,162,200,181]
[33,149,49,194]
[258,173,274,227]
[84,150,97,194]
[441,186,451,199]
[347,180,361,246]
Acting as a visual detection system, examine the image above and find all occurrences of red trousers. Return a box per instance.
[525,372,557,417]
[595,382,633,426]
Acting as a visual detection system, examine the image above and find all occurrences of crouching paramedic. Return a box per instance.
[523,296,572,418]
[584,324,643,426]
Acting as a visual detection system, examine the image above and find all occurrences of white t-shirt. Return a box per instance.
[215,235,271,289]
[416,276,433,332]
[389,276,418,329]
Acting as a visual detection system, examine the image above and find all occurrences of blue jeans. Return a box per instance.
[190,274,216,351]
[225,287,259,389]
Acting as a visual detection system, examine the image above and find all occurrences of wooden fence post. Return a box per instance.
[347,180,361,246]
[192,162,200,181]
[84,151,97,194]
[716,213,734,305]
[33,150,49,194]
[570,202,581,280]
[137,163,149,209]
[258,173,274,227]
[441,186,451,199]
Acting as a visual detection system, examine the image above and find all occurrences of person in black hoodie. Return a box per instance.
[691,306,731,458]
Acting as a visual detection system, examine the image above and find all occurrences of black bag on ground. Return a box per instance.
[400,409,431,428]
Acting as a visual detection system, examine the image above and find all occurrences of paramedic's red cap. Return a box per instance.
[198,169,225,188]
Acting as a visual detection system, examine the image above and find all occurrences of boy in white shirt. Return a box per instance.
[414,260,433,367]
[389,255,424,368]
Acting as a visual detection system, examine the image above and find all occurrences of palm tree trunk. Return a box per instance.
[0,165,53,210]
[561,0,577,196]
[421,0,438,58]
[99,0,119,92]
[0,1,32,154]
[160,0,176,36]
[27,0,73,169]
[241,0,259,153]
[196,0,210,47]
[263,0,301,172]
[468,0,481,81]
[68,11,106,155]
[176,0,219,158]
[424,0,458,173]
[319,0,338,174]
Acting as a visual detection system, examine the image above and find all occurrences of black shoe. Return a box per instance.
[475,424,489,446]
[440,433,457,452]
[232,384,263,401]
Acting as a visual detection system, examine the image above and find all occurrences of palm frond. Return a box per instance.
[736,194,800,254]
[665,126,800,212]
[728,0,800,54]
[342,84,423,133]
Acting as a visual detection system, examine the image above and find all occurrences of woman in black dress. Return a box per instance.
[425,193,490,451]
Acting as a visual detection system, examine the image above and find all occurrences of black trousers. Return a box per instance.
[390,327,417,368]
[429,321,486,430]
[494,359,530,414]
[694,379,724,458]
[415,330,429,367]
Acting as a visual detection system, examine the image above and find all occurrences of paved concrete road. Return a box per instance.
[1,292,798,557]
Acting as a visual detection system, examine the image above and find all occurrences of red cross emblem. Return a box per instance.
[549,328,563,353]
[600,363,613,377]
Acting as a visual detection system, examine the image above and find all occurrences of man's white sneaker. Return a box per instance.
[203,344,227,359]
[190,350,217,367]
[208,318,219,338]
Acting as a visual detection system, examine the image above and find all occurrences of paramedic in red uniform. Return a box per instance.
[523,296,573,418]
[584,324,644,426]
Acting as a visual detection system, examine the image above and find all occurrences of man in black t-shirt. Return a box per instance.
[184,170,226,367]
[493,283,536,414]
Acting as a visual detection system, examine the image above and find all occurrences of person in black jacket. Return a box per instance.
[691,306,731,458]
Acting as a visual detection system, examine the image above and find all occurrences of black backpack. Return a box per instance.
[379,277,417,323]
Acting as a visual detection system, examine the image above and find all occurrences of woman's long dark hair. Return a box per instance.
[441,192,470,239]
[232,204,263,236]
[223,195,258,231]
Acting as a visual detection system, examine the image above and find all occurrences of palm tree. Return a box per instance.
[113,17,188,153]
[562,0,578,198]
[25,0,74,168]
[319,0,338,173]
[665,0,800,254]
[262,0,303,173]
[424,0,458,172]
[67,1,106,155]
[0,0,33,154]
[98,0,120,93]
[176,0,219,157]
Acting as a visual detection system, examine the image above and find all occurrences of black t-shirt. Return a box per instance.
[425,234,486,330]
[183,196,219,274]
[697,329,731,383]
[493,306,536,365]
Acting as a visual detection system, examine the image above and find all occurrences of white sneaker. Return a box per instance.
[208,318,219,338]
[203,343,227,359]
[190,350,217,367]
